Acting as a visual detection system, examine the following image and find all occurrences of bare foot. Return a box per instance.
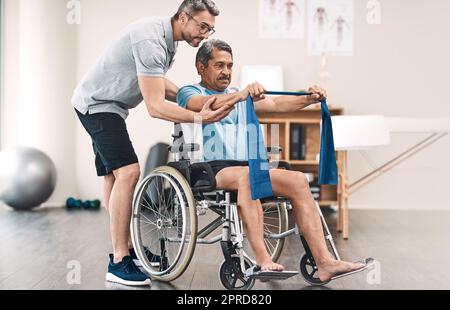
[317,260,365,282]
[258,259,285,272]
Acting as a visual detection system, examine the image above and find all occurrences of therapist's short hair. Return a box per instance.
[174,0,220,19]
[196,39,233,69]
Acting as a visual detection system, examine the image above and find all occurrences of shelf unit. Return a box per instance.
[258,106,344,208]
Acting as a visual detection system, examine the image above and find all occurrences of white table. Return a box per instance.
[331,116,450,239]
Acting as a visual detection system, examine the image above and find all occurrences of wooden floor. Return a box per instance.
[1,204,449,290]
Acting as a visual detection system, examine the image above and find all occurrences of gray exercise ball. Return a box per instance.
[0,147,57,210]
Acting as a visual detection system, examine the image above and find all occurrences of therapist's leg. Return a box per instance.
[110,163,141,262]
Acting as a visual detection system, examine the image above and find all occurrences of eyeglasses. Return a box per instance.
[185,12,216,36]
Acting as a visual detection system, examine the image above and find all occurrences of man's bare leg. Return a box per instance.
[110,163,141,263]
[104,173,134,250]
[216,167,284,272]
[269,169,365,282]
[103,173,115,213]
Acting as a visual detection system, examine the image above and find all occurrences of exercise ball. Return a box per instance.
[0,147,57,210]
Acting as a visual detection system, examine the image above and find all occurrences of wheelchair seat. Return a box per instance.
[193,179,210,188]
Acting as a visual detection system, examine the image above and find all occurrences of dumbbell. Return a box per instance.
[66,197,82,210]
[82,200,101,210]
[66,198,101,210]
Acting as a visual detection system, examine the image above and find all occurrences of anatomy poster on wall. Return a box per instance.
[259,0,305,39]
[307,0,354,56]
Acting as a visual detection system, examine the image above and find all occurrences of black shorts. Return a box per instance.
[75,109,138,177]
[190,160,249,186]
[208,160,249,176]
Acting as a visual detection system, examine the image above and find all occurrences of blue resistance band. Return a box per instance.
[246,96,274,200]
[247,91,338,200]
[266,91,338,185]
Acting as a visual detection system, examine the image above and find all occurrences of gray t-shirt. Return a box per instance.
[72,17,178,119]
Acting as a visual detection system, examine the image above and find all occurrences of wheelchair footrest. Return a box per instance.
[245,266,298,280]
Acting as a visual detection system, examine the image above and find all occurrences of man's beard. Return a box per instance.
[182,31,201,47]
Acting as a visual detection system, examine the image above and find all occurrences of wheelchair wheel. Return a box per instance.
[219,255,255,290]
[243,202,288,263]
[131,166,197,282]
[299,254,330,286]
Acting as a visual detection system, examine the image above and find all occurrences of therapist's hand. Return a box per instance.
[197,97,232,124]
[306,85,327,105]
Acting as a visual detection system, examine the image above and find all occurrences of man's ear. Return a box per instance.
[196,62,205,75]
[180,11,189,25]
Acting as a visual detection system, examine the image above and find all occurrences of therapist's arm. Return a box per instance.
[139,76,230,123]
[165,78,179,103]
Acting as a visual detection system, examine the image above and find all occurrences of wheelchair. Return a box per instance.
[130,125,342,290]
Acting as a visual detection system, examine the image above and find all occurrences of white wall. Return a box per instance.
[74,0,450,210]
[3,0,446,209]
[2,0,78,205]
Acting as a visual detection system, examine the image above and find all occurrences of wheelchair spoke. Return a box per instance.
[141,226,159,239]
[141,195,158,217]
[263,209,280,215]
[143,186,160,219]
[263,210,279,215]
[168,184,175,209]
[156,184,167,216]
[264,238,276,253]
[263,217,280,222]
[139,212,158,226]
[263,222,280,229]
[140,200,157,216]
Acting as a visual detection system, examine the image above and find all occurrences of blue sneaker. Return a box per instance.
[129,247,161,267]
[105,254,151,286]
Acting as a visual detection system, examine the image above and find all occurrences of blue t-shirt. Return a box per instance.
[177,84,248,161]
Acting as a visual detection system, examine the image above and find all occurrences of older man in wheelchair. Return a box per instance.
[130,39,373,289]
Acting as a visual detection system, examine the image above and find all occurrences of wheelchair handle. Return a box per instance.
[266,146,283,154]
[190,162,217,192]
[169,143,200,153]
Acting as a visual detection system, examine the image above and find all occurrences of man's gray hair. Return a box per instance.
[174,0,220,19]
[196,39,233,68]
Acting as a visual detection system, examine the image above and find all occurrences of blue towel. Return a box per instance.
[247,91,338,200]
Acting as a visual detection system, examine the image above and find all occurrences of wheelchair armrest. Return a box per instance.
[169,143,200,153]
[270,161,293,171]
[190,162,217,193]
[266,146,283,154]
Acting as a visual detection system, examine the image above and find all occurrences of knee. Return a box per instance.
[105,173,115,183]
[237,169,250,188]
[292,172,310,193]
[114,165,141,185]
